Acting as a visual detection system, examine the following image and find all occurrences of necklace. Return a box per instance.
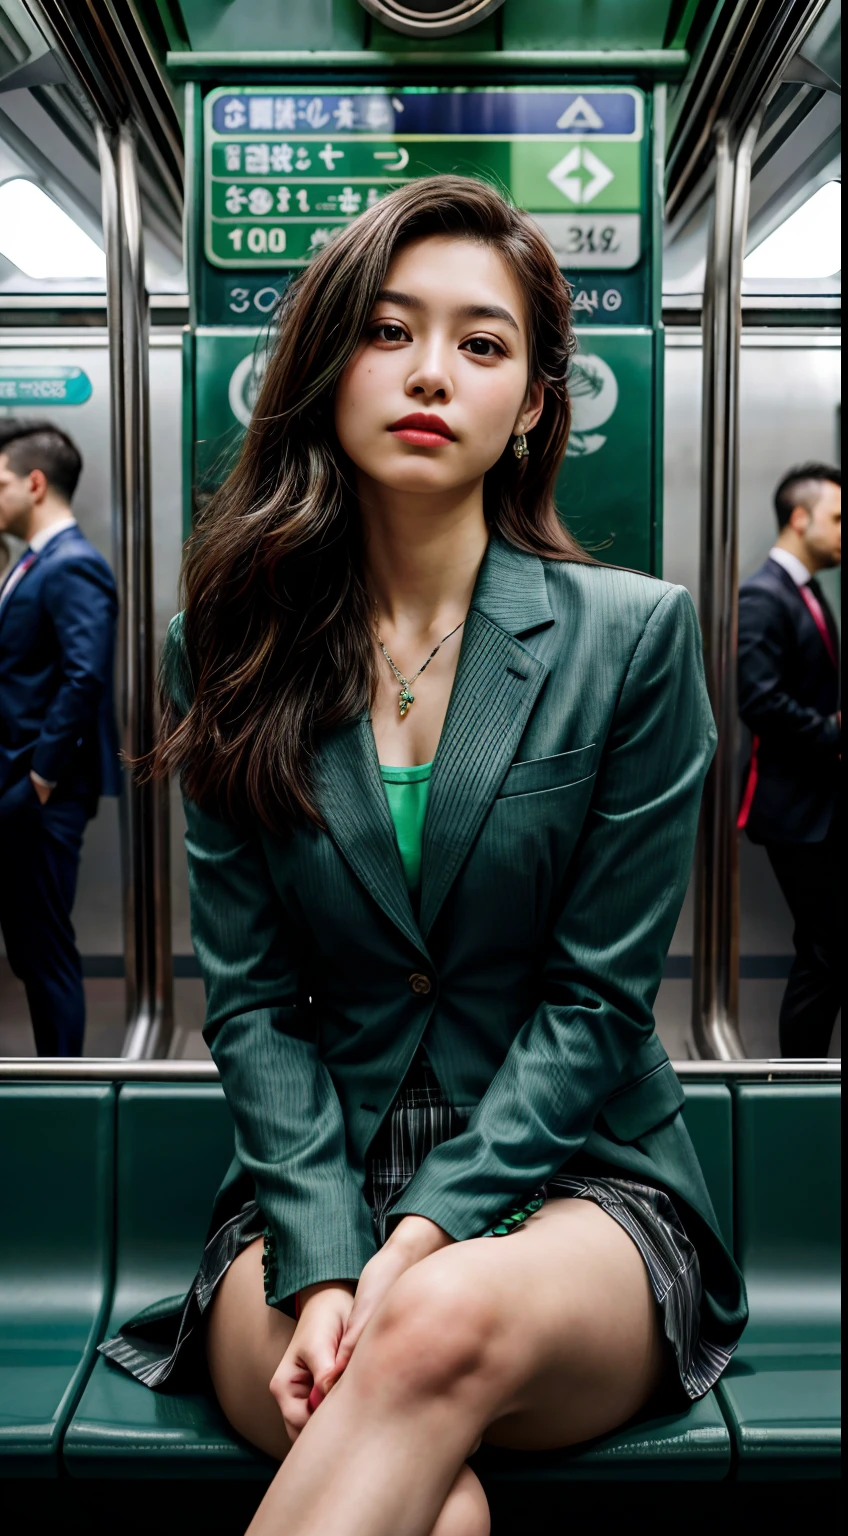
[375,609,466,718]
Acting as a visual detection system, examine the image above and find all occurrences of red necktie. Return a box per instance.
[799,583,838,670]
[0,549,36,612]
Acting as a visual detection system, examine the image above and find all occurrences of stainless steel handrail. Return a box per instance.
[691,0,832,1061]
[0,1057,839,1083]
[97,120,173,1058]
[692,113,762,1062]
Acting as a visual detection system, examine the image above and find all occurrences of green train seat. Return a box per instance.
[0,1085,114,1477]
[0,1074,840,1492]
[63,1085,273,1480]
[716,1084,841,1480]
[64,1081,733,1481]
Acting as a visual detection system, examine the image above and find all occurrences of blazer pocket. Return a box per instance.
[498,744,597,799]
[597,1060,686,1144]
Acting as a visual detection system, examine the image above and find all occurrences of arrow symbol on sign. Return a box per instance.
[373,148,409,171]
[547,147,615,205]
[556,95,605,131]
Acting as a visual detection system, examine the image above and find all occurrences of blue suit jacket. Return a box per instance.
[737,556,840,844]
[0,525,120,812]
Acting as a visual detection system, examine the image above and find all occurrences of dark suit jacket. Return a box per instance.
[0,524,120,813]
[164,537,746,1348]
[738,557,840,844]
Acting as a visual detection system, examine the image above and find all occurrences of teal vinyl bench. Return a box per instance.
[0,1062,840,1498]
[0,1085,113,1477]
[716,1083,841,1480]
[64,1084,273,1480]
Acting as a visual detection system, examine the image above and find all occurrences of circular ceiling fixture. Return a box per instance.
[359,2,507,39]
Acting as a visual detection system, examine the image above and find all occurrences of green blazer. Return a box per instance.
[165,536,747,1346]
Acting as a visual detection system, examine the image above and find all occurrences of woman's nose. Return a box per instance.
[405,348,454,402]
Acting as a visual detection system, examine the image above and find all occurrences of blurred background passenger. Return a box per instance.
[0,420,120,1056]
[737,463,841,1058]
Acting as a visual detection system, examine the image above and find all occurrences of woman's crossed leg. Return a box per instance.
[207,1199,669,1536]
[205,1239,488,1536]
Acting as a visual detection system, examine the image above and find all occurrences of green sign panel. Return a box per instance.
[0,366,92,406]
[204,86,645,271]
[557,329,657,572]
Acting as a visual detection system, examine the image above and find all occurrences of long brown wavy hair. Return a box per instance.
[152,175,591,831]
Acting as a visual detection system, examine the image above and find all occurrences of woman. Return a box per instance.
[102,177,746,1536]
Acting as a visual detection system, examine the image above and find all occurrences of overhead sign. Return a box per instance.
[204,86,644,271]
[0,366,92,405]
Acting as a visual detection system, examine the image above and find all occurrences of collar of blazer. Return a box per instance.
[316,536,555,951]
[0,523,79,635]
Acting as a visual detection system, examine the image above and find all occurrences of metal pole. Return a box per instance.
[97,122,173,1058]
[692,110,763,1061]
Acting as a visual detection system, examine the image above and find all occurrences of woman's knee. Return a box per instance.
[360,1259,505,1406]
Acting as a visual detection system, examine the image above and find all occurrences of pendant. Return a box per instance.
[398,686,414,717]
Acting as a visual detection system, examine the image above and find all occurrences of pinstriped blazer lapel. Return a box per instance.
[316,715,429,959]
[419,540,554,940]
[315,538,554,953]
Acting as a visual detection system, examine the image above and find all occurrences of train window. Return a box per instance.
[0,180,106,282]
[744,181,842,280]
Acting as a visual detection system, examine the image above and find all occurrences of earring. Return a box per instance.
[513,432,529,460]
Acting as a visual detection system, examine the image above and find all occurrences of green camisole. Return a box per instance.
[379,760,434,896]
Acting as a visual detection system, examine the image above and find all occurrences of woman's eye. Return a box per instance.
[372,323,408,343]
[462,336,505,358]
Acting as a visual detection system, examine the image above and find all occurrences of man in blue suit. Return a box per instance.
[0,420,120,1055]
[738,462,841,1057]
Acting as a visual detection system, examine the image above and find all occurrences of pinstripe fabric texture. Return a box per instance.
[101,1052,732,1400]
[101,537,747,1375]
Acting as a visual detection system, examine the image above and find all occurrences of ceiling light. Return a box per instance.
[0,178,106,280]
[744,181,841,280]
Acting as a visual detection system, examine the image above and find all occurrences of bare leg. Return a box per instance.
[243,1199,668,1536]
[205,1238,296,1460]
[205,1237,489,1536]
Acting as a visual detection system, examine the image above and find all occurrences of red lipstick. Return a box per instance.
[387,412,456,447]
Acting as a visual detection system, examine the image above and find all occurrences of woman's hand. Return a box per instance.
[269,1282,355,1442]
[326,1216,454,1388]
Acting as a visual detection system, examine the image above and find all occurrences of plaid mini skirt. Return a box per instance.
[100,1054,735,1402]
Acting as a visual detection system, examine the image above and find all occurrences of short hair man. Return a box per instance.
[0,420,120,1056]
[737,463,841,1057]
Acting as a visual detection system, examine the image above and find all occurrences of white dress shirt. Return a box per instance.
[768,545,812,588]
[0,516,77,613]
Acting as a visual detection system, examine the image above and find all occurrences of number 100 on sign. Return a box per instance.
[227,226,288,256]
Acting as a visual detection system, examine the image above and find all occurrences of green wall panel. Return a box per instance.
[174,0,366,52]
[558,328,657,571]
[501,0,677,49]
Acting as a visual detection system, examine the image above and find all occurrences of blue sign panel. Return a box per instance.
[211,88,643,140]
[0,366,92,406]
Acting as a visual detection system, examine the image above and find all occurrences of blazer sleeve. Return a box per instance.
[390,586,716,1241]
[30,552,118,786]
[163,618,377,1304]
[737,584,840,749]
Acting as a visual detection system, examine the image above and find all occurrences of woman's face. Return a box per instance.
[334,235,544,498]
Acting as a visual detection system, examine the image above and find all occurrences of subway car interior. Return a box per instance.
[0,2,840,1530]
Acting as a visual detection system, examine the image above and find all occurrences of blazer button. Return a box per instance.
[408,972,432,996]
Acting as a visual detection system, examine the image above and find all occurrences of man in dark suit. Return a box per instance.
[0,420,120,1056]
[738,462,841,1057]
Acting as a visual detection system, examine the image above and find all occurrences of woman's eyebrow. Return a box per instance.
[374,290,520,333]
[456,303,520,333]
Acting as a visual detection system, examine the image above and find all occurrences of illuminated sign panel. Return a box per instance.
[204,87,645,271]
